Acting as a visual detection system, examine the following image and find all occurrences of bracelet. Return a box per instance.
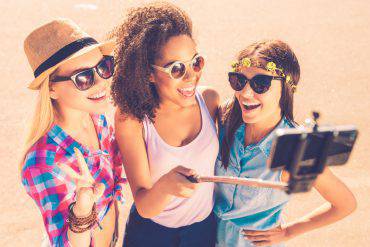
[67,202,99,233]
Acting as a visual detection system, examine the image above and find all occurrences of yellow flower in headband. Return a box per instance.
[266,62,277,72]
[231,61,239,72]
[241,57,252,67]
[231,61,239,68]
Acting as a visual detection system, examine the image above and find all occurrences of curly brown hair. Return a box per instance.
[110,2,193,122]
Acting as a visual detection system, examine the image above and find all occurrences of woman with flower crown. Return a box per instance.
[214,40,356,247]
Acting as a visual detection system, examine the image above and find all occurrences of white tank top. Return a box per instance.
[143,91,219,227]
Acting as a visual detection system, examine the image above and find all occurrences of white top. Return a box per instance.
[143,91,219,227]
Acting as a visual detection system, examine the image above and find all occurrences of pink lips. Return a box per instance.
[88,95,106,102]
[243,104,260,110]
[177,88,195,97]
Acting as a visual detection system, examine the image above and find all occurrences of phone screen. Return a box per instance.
[269,128,358,171]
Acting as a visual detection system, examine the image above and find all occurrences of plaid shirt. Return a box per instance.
[21,114,126,246]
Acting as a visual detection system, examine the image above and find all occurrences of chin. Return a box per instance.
[180,95,197,107]
[241,115,261,124]
[240,105,263,124]
[171,89,197,107]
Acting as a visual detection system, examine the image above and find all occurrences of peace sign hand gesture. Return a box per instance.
[59,148,105,217]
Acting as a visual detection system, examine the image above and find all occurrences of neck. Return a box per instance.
[244,113,282,146]
[54,106,91,133]
[158,94,197,113]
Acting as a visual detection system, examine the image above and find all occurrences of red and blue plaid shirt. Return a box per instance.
[21,114,126,246]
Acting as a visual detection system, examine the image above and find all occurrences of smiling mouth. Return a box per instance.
[242,103,261,111]
[87,90,107,101]
[177,86,196,97]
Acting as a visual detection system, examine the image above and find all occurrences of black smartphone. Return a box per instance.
[268,125,358,174]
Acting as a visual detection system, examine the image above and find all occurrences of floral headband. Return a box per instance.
[231,57,297,92]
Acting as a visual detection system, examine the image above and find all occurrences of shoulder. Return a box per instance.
[198,86,220,120]
[21,136,62,189]
[199,86,220,106]
[219,99,232,119]
[114,108,144,138]
[22,134,58,171]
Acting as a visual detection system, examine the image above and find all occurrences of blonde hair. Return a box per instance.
[20,78,56,170]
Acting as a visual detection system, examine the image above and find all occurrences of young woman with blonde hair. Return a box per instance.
[21,19,125,246]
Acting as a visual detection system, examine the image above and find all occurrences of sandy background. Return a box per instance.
[0,0,369,246]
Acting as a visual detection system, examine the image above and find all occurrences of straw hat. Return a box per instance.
[24,18,115,90]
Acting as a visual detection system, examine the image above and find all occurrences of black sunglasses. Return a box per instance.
[51,55,114,91]
[228,72,284,94]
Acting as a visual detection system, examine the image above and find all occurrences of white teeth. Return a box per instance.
[242,102,260,107]
[180,86,195,92]
[88,91,106,99]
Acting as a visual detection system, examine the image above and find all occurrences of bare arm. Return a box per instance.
[284,167,356,237]
[243,168,357,246]
[114,110,197,218]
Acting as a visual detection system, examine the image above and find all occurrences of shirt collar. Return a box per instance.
[234,117,293,157]
[48,124,86,156]
[259,117,293,157]
[47,114,104,156]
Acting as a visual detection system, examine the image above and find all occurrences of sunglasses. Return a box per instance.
[51,55,114,91]
[151,54,204,80]
[228,72,284,94]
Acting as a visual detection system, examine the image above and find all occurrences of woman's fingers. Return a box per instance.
[59,162,93,191]
[73,148,90,175]
[251,240,270,247]
[73,148,95,183]
[93,183,106,201]
[59,149,97,189]
[58,163,82,181]
[174,165,196,177]
[244,235,269,241]
[76,178,95,191]
[242,228,279,236]
[242,230,268,236]
[243,227,284,246]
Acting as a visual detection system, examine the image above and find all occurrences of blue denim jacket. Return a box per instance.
[214,118,294,246]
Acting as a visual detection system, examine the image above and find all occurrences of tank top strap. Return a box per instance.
[142,115,152,143]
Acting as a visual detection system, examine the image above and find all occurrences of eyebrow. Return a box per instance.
[163,53,198,68]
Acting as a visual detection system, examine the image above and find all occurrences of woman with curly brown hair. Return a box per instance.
[111,2,219,246]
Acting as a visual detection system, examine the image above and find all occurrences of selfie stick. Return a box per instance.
[187,112,336,193]
[186,175,288,190]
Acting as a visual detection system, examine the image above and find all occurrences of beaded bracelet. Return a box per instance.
[67,202,101,233]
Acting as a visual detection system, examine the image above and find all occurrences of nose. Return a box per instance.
[240,82,254,98]
[182,65,197,81]
[92,70,109,89]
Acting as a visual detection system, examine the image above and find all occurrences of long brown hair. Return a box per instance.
[221,40,300,169]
